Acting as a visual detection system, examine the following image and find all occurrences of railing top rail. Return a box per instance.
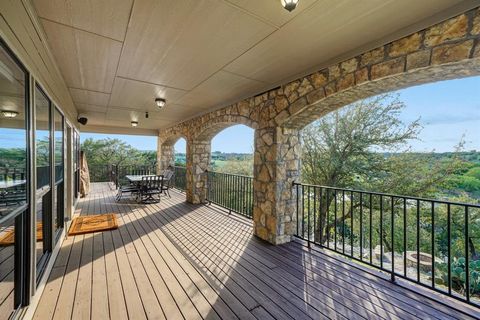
[206,170,253,179]
[292,181,480,208]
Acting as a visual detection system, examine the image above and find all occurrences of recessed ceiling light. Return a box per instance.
[0,110,18,118]
[131,121,138,127]
[280,0,299,12]
[155,98,166,109]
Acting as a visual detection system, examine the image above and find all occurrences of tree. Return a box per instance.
[81,138,156,168]
[301,94,468,245]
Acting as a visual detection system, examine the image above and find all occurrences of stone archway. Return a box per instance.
[157,8,480,245]
[268,12,480,129]
[187,119,257,204]
[157,131,188,173]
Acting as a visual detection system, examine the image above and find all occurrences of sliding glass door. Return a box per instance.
[0,40,29,318]
[34,86,51,274]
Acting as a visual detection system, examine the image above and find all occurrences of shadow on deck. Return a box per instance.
[33,182,479,320]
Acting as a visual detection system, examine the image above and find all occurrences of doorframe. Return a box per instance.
[65,120,74,231]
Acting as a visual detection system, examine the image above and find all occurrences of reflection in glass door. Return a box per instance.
[53,107,64,240]
[0,40,28,318]
[34,86,51,272]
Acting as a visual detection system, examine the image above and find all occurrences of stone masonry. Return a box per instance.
[158,8,480,245]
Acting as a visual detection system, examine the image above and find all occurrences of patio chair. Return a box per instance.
[137,175,163,203]
[115,182,139,201]
[160,170,174,198]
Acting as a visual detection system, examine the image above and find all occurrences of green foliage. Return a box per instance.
[466,167,480,180]
[438,258,480,295]
[0,148,26,168]
[300,93,480,298]
[81,138,156,168]
[213,158,253,176]
[302,94,422,190]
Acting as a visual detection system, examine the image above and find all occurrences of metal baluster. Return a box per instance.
[319,187,323,246]
[334,190,337,251]
[313,186,317,245]
[370,194,373,265]
[380,195,383,269]
[296,184,299,236]
[326,189,330,249]
[417,199,420,283]
[360,193,363,261]
[307,185,311,247]
[466,206,470,302]
[447,204,451,296]
[403,198,407,278]
[302,185,305,239]
[351,191,354,257]
[391,196,395,281]
[342,190,346,254]
[431,201,435,288]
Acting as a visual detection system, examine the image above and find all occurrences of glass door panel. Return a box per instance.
[0,40,28,317]
[53,107,64,237]
[35,86,51,270]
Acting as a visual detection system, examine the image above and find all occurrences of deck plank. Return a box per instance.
[128,201,255,320]
[33,183,480,320]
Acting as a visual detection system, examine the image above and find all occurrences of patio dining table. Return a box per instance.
[125,174,157,184]
[125,174,165,203]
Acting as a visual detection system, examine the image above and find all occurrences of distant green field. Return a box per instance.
[211,160,227,168]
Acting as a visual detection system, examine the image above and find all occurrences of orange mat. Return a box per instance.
[68,214,118,236]
[0,222,43,246]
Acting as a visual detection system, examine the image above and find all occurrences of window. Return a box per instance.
[35,85,51,272]
[35,87,50,191]
[54,108,63,183]
[0,40,28,318]
[0,45,28,217]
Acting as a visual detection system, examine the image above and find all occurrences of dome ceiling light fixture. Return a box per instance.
[131,120,138,127]
[155,97,166,109]
[280,0,299,12]
[0,110,18,118]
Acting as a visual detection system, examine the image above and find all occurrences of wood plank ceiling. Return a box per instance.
[32,0,472,133]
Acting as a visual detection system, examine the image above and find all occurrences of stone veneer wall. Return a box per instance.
[253,127,301,244]
[158,8,480,245]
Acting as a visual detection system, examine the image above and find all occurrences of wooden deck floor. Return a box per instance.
[32,182,479,320]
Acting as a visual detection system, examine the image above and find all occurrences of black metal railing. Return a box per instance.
[113,165,156,188]
[88,165,115,183]
[293,182,480,306]
[88,164,156,187]
[0,167,26,182]
[207,171,253,219]
[172,166,186,191]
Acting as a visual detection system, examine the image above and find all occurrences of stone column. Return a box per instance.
[156,137,175,173]
[186,139,211,204]
[253,126,301,245]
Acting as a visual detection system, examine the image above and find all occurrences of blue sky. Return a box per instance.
[393,76,480,152]
[64,76,480,153]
